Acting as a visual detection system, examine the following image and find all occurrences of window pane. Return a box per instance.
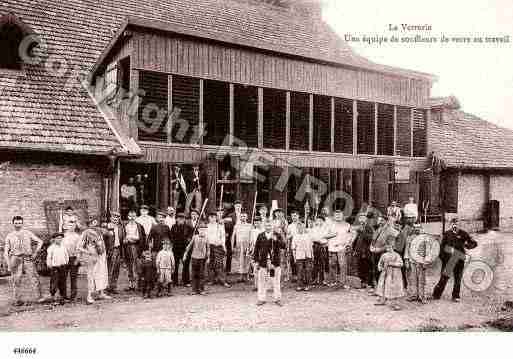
[357,100,375,155]
[290,92,309,151]
[138,71,168,142]
[234,84,258,148]
[377,103,394,156]
[263,88,286,149]
[172,75,200,144]
[203,79,230,146]
[334,98,353,154]
[313,95,331,152]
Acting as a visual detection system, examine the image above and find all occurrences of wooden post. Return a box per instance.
[309,94,314,152]
[425,108,431,155]
[229,83,234,146]
[199,79,204,145]
[353,100,358,155]
[374,102,378,155]
[393,105,397,156]
[258,87,263,149]
[110,158,121,213]
[167,74,173,143]
[410,108,414,157]
[286,91,291,151]
[330,97,335,153]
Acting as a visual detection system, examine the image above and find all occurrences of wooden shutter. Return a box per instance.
[377,103,394,156]
[357,101,375,155]
[203,79,230,146]
[334,98,353,154]
[413,108,427,157]
[396,106,411,156]
[313,95,331,152]
[172,75,200,144]
[234,84,258,148]
[138,71,168,142]
[263,88,286,149]
[290,92,309,151]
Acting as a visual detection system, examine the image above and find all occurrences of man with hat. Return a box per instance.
[207,211,231,288]
[170,165,187,211]
[249,215,265,291]
[224,200,243,273]
[395,215,415,289]
[165,206,176,230]
[136,205,156,242]
[189,209,200,229]
[105,211,125,294]
[146,209,173,256]
[433,218,477,302]
[123,209,146,291]
[351,213,374,289]
[170,212,193,286]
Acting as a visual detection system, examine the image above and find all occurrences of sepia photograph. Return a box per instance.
[0,0,512,350]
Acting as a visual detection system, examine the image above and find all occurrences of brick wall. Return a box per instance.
[490,174,513,229]
[0,158,105,241]
[458,173,487,220]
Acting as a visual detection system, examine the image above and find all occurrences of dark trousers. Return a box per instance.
[140,262,156,296]
[296,258,313,288]
[66,257,79,299]
[371,252,383,286]
[289,252,297,277]
[108,247,122,290]
[172,249,191,285]
[312,244,328,283]
[225,238,232,273]
[397,251,408,289]
[191,258,206,294]
[50,266,67,298]
[433,259,465,300]
[357,256,373,287]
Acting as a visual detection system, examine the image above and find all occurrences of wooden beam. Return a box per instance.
[198,79,204,145]
[167,74,173,143]
[309,94,314,152]
[374,102,378,155]
[286,91,291,151]
[330,97,335,153]
[426,108,431,155]
[410,108,414,157]
[393,105,397,156]
[353,100,358,155]
[110,159,121,213]
[129,69,140,141]
[229,83,234,146]
[258,87,263,148]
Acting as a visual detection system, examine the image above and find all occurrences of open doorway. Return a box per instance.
[119,161,158,218]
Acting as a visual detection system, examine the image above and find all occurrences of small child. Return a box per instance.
[375,237,405,310]
[140,250,156,299]
[46,232,69,305]
[155,239,174,297]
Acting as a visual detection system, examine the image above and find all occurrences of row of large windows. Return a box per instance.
[137,71,427,157]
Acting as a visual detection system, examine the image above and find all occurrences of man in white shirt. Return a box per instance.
[136,205,157,240]
[62,217,81,301]
[326,209,352,289]
[292,221,313,292]
[164,206,176,230]
[124,209,146,291]
[403,196,419,223]
[206,212,230,287]
[3,215,45,306]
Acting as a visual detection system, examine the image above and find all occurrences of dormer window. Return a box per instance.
[0,12,38,71]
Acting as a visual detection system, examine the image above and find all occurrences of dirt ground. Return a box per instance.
[1,231,512,331]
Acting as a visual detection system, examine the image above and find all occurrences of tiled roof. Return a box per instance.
[428,109,513,170]
[1,0,433,155]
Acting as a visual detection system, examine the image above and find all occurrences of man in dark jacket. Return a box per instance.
[105,212,125,294]
[146,210,172,256]
[352,214,374,289]
[433,218,478,302]
[253,220,286,306]
[170,213,193,286]
[395,218,414,288]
